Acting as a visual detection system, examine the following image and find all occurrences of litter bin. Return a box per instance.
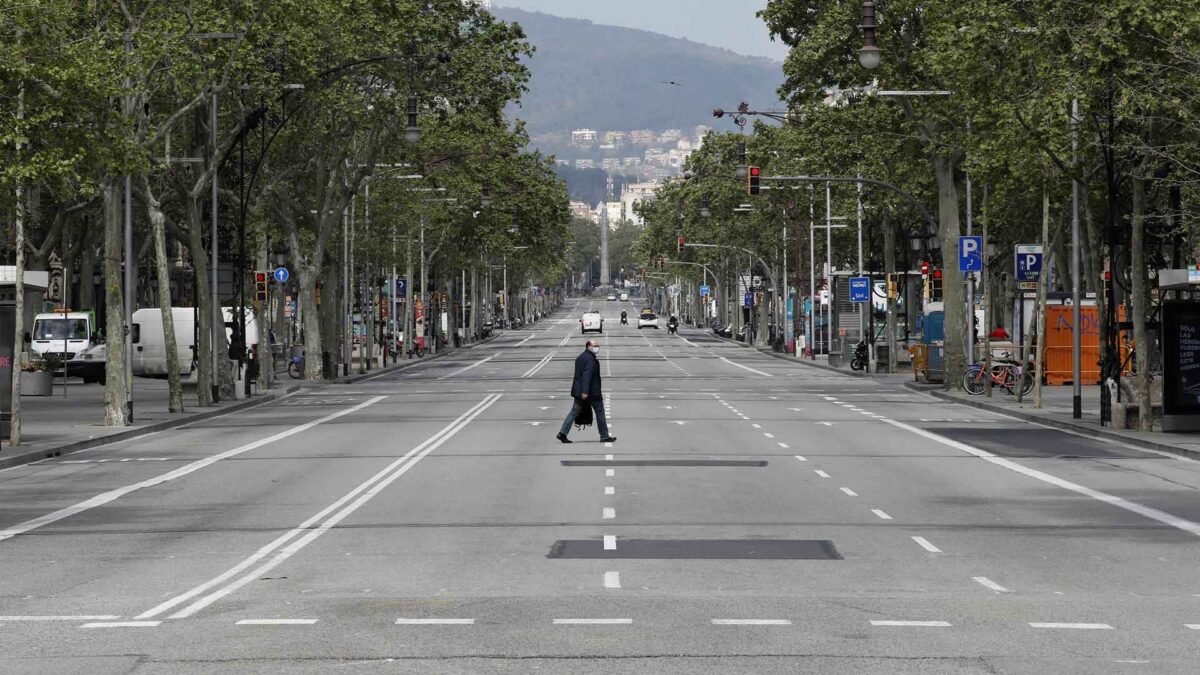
[875,343,890,373]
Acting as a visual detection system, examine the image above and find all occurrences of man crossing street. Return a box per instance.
[557,340,616,444]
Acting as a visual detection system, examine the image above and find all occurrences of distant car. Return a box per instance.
[638,312,659,329]
[68,342,107,384]
[580,311,604,334]
[620,292,629,301]
[606,293,617,301]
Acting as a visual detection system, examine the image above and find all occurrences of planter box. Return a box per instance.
[21,370,53,396]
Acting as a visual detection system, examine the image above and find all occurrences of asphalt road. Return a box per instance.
[4,296,1200,673]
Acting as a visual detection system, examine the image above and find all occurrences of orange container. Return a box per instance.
[1044,306,1100,385]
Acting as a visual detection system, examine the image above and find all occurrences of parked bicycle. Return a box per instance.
[287,351,304,379]
[963,358,1034,396]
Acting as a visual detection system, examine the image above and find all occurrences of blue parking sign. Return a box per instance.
[849,276,870,303]
[959,236,983,272]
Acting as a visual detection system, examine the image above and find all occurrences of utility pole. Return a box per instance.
[600,175,612,290]
[1071,97,1082,419]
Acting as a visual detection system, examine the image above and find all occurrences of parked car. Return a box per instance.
[580,311,604,334]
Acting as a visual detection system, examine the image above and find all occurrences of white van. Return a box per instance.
[31,311,96,361]
[130,307,257,377]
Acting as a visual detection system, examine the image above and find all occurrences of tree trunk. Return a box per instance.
[256,233,271,390]
[1131,175,1153,430]
[319,257,340,377]
[933,154,966,389]
[187,198,214,406]
[144,181,183,412]
[883,215,897,373]
[103,179,130,425]
[10,181,25,445]
[1034,191,1050,408]
[298,265,323,380]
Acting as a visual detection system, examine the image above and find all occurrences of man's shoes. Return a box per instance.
[556,433,572,444]
[600,436,617,443]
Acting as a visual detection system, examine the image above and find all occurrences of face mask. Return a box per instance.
[590,346,600,354]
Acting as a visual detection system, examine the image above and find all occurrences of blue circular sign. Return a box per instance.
[273,267,290,283]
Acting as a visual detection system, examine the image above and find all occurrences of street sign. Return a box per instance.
[959,236,983,272]
[819,289,830,306]
[700,285,711,297]
[1015,244,1043,282]
[396,278,407,297]
[849,276,870,303]
[272,267,289,283]
[743,292,754,308]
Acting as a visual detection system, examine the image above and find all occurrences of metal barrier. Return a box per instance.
[910,343,945,383]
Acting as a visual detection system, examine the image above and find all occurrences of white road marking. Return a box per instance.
[437,354,500,380]
[395,618,475,625]
[605,454,614,460]
[816,422,834,427]
[604,571,621,589]
[0,397,387,544]
[719,357,773,377]
[794,455,807,462]
[606,469,615,477]
[81,621,161,629]
[605,486,615,495]
[1029,622,1112,630]
[871,620,951,627]
[236,619,318,625]
[602,507,616,519]
[553,618,633,625]
[521,351,558,378]
[882,416,1200,538]
[0,615,120,621]
[516,335,534,347]
[789,408,804,412]
[604,535,617,550]
[778,443,790,448]
[815,470,830,478]
[763,433,775,439]
[1185,624,1200,630]
[839,487,858,496]
[142,395,501,620]
[711,619,792,625]
[672,421,688,425]
[911,536,942,553]
[972,576,1011,593]
[871,509,893,520]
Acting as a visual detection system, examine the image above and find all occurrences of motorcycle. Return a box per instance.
[849,341,869,371]
[620,311,628,325]
[667,316,678,334]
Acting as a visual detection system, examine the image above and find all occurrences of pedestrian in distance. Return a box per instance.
[557,339,616,444]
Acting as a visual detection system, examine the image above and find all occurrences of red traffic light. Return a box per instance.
[255,272,267,283]
[920,260,929,275]
[749,166,761,177]
[932,268,943,280]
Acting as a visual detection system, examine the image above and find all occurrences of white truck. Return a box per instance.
[31,310,97,363]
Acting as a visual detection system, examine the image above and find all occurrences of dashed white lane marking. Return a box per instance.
[516,335,535,347]
[81,621,161,629]
[603,507,616,519]
[815,470,830,478]
[1185,624,1200,630]
[554,618,633,625]
[911,536,943,553]
[605,486,615,495]
[437,354,500,380]
[0,397,387,544]
[236,619,318,625]
[871,620,951,627]
[973,576,1011,593]
[1029,622,1112,630]
[719,357,773,377]
[752,424,762,429]
[763,433,775,439]
[606,469,615,477]
[605,454,614,460]
[778,443,790,449]
[711,619,792,625]
[839,487,858,497]
[880,416,1200,538]
[520,351,557,378]
[604,571,621,589]
[816,422,834,427]
[871,509,894,520]
[396,618,475,625]
[794,455,806,462]
[604,535,617,550]
[0,615,120,621]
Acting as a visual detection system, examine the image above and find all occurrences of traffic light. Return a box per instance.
[931,268,944,301]
[677,235,685,253]
[255,271,268,304]
[747,166,761,196]
[886,273,898,300]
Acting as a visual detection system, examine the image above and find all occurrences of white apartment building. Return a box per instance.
[620,182,659,227]
[575,158,596,169]
[630,130,656,145]
[569,201,593,221]
[571,128,598,145]
[659,129,683,143]
[604,131,628,146]
[602,158,622,171]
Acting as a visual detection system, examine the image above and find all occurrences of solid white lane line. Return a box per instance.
[81,621,161,629]
[0,615,121,621]
[604,571,621,589]
[871,620,951,627]
[0,397,387,544]
[437,354,500,380]
[521,351,558,378]
[236,619,318,625]
[719,357,773,377]
[604,535,617,550]
[396,618,475,625]
[1029,622,1112,630]
[871,509,894,520]
[972,576,1011,593]
[815,470,830,478]
[839,487,858,497]
[553,618,632,625]
[602,507,615,520]
[606,469,615,477]
[794,455,806,462]
[605,486,615,495]
[145,395,501,621]
[881,416,1200,538]
[911,536,942,553]
[711,619,792,625]
[516,335,534,347]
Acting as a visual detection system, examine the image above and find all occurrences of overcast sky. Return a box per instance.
[494,1,787,62]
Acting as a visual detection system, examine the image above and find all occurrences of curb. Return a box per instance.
[909,383,1200,462]
[0,384,303,471]
[330,330,503,385]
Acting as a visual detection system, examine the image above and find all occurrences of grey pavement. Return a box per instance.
[3,296,1200,673]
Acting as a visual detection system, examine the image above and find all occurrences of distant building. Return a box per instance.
[676,139,693,152]
[659,129,683,144]
[604,131,627,147]
[569,201,593,221]
[692,124,713,141]
[554,159,571,167]
[644,148,668,166]
[620,182,659,227]
[631,129,656,145]
[465,0,491,9]
[571,129,598,146]
[602,158,621,171]
[622,157,642,169]
[575,158,596,169]
[604,201,624,228]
